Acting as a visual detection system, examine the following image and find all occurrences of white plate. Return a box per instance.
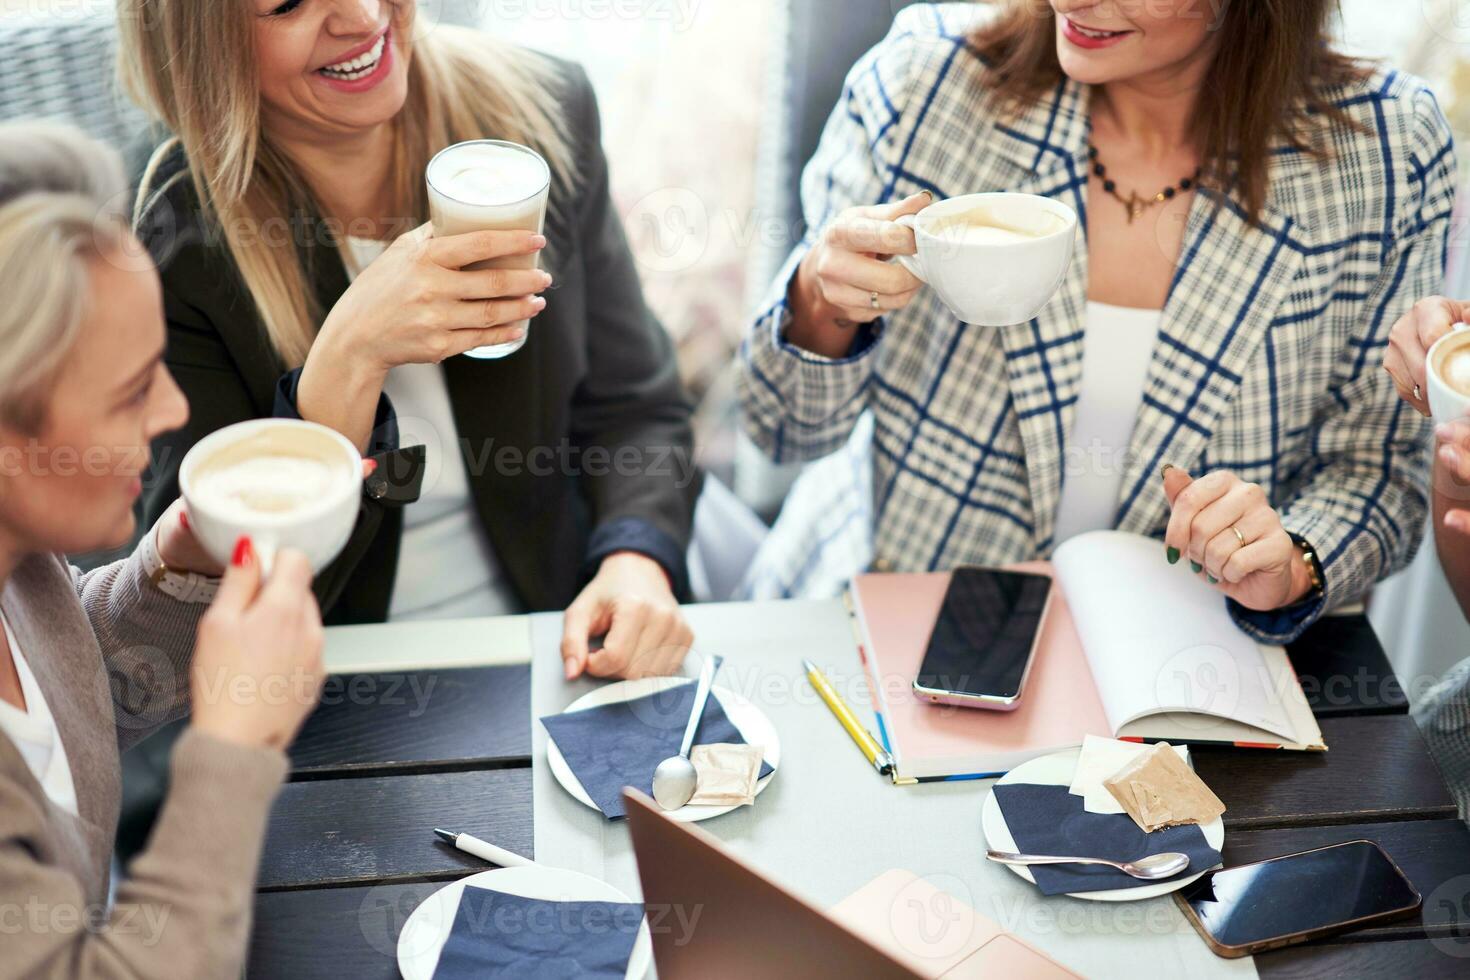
[546,675,781,822]
[397,865,653,980]
[980,748,1225,902]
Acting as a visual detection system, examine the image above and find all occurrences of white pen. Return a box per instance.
[433,828,536,868]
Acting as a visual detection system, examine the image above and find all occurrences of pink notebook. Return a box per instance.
[849,563,1110,782]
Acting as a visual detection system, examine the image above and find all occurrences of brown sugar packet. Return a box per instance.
[688,743,763,807]
[1103,742,1226,833]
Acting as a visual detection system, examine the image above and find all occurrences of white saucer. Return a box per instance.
[396,865,653,979]
[979,748,1225,902]
[546,675,780,822]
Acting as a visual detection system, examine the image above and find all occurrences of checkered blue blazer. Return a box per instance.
[738,3,1457,642]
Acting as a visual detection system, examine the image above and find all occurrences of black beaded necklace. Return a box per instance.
[1088,144,1202,224]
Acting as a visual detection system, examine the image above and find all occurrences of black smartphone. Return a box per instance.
[1175,840,1422,958]
[912,568,1053,711]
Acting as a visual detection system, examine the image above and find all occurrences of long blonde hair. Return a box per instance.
[0,122,133,432]
[117,2,571,368]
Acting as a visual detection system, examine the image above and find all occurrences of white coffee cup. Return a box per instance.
[1427,322,1470,424]
[179,419,362,574]
[427,139,551,360]
[894,192,1078,326]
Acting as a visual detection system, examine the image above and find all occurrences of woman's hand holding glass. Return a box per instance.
[1161,466,1315,612]
[297,223,552,450]
[786,192,930,358]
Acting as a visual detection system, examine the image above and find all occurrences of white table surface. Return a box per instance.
[530,599,1259,980]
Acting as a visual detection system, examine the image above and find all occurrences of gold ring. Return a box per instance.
[870,291,880,311]
[1231,525,1246,547]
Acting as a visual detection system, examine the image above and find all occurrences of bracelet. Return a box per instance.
[1290,534,1325,601]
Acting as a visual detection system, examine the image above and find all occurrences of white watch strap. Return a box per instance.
[141,525,220,605]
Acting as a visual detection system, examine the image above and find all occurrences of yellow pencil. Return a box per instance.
[802,659,894,777]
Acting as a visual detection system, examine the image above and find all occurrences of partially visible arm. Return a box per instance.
[0,730,286,979]
[1228,86,1456,644]
[1432,431,1470,620]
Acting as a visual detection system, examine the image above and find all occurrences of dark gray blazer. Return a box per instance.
[133,60,700,625]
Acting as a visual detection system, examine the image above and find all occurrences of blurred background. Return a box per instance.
[1,0,1468,689]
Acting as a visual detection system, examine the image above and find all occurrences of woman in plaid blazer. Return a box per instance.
[739,1,1456,644]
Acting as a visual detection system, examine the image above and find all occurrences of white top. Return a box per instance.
[0,613,79,817]
[1052,301,1163,545]
[342,237,522,621]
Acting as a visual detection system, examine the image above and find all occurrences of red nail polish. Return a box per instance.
[364,458,378,476]
[232,536,254,567]
[179,510,189,530]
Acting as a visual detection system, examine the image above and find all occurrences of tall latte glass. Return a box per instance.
[427,140,551,359]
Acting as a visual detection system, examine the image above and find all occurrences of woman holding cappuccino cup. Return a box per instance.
[740,1,1455,643]
[1385,298,1470,820]
[119,0,698,680]
[0,122,325,977]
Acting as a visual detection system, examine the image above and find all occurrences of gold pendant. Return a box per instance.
[1124,191,1146,224]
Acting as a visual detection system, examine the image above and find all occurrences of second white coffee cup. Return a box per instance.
[1427,322,1470,425]
[179,419,363,575]
[895,192,1078,326]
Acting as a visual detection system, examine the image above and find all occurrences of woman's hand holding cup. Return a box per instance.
[297,223,551,450]
[1385,296,1470,416]
[787,193,930,358]
[189,539,325,753]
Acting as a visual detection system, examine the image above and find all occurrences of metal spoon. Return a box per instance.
[651,656,717,810]
[986,849,1190,880]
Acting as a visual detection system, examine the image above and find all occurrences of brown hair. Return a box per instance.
[972,0,1369,222]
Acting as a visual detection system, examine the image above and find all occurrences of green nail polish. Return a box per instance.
[1166,547,1180,565]
[1208,575,1219,584]
[1191,561,1203,574]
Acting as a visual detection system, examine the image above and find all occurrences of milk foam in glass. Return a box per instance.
[427,140,551,359]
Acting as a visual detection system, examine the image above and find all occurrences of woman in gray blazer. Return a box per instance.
[0,122,324,977]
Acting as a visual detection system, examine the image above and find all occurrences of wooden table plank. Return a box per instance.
[258,769,534,892]
[1196,715,1456,828]
[288,665,530,776]
[1257,936,1470,978]
[250,882,434,980]
[1221,819,1470,942]
[1289,615,1409,717]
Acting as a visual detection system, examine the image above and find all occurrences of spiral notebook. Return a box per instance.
[848,531,1326,784]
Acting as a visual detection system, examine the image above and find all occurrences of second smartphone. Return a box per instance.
[912,567,1054,711]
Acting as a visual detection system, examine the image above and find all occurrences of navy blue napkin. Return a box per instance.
[991,783,1221,896]
[432,886,643,979]
[541,673,774,819]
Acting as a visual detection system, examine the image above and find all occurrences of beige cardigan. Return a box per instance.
[0,548,288,978]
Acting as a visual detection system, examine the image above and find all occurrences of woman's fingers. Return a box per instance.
[1186,483,1255,565]
[1438,437,1470,484]
[822,282,921,316]
[427,229,545,269]
[1203,507,1274,581]
[817,247,922,296]
[1163,470,1233,558]
[1221,532,1294,586]
[1384,344,1429,416]
[825,215,918,257]
[449,267,552,301]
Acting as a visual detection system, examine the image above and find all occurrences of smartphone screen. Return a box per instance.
[914,569,1052,701]
[1178,841,1420,953]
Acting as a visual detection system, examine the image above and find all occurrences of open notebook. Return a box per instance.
[849,531,1325,783]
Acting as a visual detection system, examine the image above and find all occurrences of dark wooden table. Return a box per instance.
[246,618,1470,978]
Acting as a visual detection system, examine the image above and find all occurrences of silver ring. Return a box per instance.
[1231,525,1246,547]
[870,291,880,311]
[1414,384,1423,401]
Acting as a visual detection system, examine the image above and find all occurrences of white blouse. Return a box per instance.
[0,613,79,817]
[342,237,522,621]
[1052,301,1164,546]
